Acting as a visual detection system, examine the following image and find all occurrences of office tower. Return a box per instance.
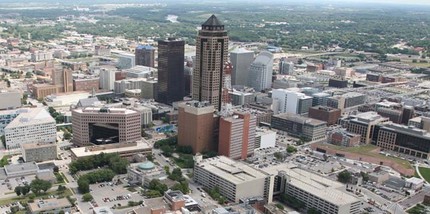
[230,48,254,85]
[272,88,312,115]
[184,61,193,95]
[219,112,256,160]
[157,38,185,105]
[192,15,229,111]
[279,58,294,75]
[99,69,116,90]
[52,68,73,93]
[177,101,216,153]
[71,107,141,146]
[135,45,155,68]
[4,108,56,149]
[248,51,273,92]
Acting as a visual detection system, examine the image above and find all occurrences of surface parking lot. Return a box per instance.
[89,182,144,210]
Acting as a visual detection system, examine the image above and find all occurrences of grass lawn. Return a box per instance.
[419,167,430,183]
[0,188,73,206]
[322,144,413,169]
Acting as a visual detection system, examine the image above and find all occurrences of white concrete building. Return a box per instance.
[255,128,276,149]
[272,88,313,115]
[4,108,56,149]
[193,156,274,203]
[99,68,116,90]
[230,48,254,86]
[262,164,361,214]
[248,51,273,91]
[0,90,22,110]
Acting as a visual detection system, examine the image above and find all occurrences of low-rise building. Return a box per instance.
[70,141,152,160]
[342,111,389,144]
[262,164,361,214]
[193,156,273,203]
[255,128,276,149]
[28,198,72,214]
[21,142,58,162]
[368,171,390,184]
[308,106,341,125]
[327,129,361,147]
[405,177,424,191]
[127,161,166,187]
[73,77,100,92]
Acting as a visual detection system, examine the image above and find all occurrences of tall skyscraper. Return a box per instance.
[192,15,229,111]
[157,38,185,105]
[99,69,116,90]
[177,101,216,153]
[247,51,273,92]
[272,88,312,115]
[52,68,73,93]
[279,58,294,75]
[230,48,254,86]
[135,45,155,67]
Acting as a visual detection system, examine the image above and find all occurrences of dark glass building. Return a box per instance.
[157,38,185,105]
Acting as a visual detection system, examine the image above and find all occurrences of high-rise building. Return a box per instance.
[99,68,116,90]
[177,101,216,153]
[157,38,185,105]
[135,45,155,68]
[279,59,294,75]
[248,51,273,92]
[230,48,254,86]
[0,90,21,110]
[192,15,229,111]
[52,68,73,93]
[272,88,312,115]
[71,107,141,146]
[219,112,256,160]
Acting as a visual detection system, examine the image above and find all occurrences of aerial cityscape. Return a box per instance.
[0,0,430,213]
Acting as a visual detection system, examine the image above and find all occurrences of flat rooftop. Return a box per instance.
[195,156,268,185]
[74,107,138,115]
[4,162,38,174]
[6,108,55,129]
[71,141,152,158]
[21,142,56,150]
[273,113,327,126]
[28,198,71,212]
[261,163,360,206]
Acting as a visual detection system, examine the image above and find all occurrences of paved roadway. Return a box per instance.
[399,187,430,210]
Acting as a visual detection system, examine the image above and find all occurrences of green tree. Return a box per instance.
[63,131,72,140]
[287,145,297,153]
[21,184,30,196]
[1,135,5,149]
[25,72,33,78]
[82,193,93,202]
[172,181,189,194]
[77,178,90,193]
[57,185,66,192]
[360,172,369,182]
[275,204,284,210]
[168,168,184,181]
[160,144,174,157]
[146,153,154,162]
[274,152,284,161]
[30,178,52,195]
[14,186,22,196]
[337,170,352,184]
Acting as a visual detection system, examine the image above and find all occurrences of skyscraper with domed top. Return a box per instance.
[192,15,229,111]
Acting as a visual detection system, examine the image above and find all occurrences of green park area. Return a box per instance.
[418,167,430,183]
[321,144,412,170]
